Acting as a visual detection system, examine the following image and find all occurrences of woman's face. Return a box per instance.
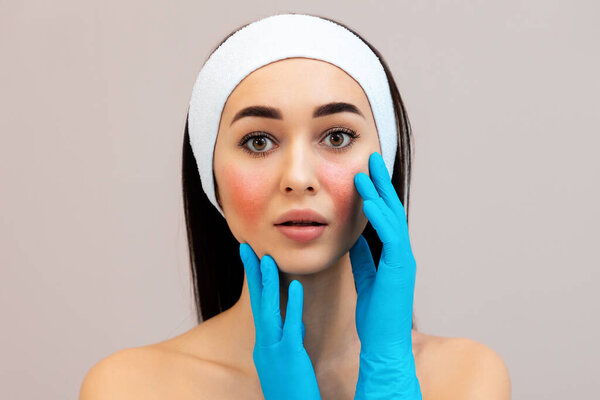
[213,57,381,274]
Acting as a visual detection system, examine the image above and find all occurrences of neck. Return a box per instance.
[229,251,361,376]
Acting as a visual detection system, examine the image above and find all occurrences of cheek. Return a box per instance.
[222,165,270,227]
[318,162,363,227]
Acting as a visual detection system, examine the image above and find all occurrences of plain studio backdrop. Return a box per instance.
[1,1,598,399]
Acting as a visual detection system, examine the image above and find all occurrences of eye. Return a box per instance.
[238,132,276,158]
[322,127,360,152]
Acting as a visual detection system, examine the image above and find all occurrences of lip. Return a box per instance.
[275,224,327,242]
[273,208,328,225]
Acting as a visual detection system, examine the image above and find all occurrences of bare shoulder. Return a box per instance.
[79,346,159,400]
[78,340,231,400]
[457,337,512,399]
[415,332,512,400]
[78,315,253,400]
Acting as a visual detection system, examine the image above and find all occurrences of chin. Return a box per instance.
[268,246,342,275]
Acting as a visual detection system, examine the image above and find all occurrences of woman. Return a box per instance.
[80,13,511,400]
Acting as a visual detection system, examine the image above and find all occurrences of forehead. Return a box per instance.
[222,57,373,116]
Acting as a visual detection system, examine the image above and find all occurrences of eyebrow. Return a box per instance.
[229,102,365,127]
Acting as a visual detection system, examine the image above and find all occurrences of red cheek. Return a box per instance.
[317,163,363,227]
[222,165,270,227]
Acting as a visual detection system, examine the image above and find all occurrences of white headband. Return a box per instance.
[188,13,397,218]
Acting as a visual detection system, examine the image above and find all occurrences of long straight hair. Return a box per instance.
[182,13,417,330]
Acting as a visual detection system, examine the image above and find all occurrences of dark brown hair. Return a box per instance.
[182,12,417,330]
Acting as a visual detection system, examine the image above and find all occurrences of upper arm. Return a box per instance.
[78,348,156,400]
[460,339,512,400]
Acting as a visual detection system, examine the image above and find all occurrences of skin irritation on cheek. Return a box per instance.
[221,164,271,228]
[318,159,364,228]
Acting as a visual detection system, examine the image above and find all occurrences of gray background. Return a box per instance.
[1,0,598,398]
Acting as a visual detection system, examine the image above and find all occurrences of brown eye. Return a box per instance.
[238,132,277,158]
[252,137,268,151]
[323,127,359,151]
[328,131,345,147]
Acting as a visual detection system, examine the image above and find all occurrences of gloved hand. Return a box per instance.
[239,243,321,400]
[350,152,422,399]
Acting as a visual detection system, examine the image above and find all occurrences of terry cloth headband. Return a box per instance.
[188,13,397,218]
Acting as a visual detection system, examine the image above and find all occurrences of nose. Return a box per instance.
[279,139,320,197]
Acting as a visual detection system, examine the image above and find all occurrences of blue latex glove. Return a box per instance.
[239,243,322,400]
[350,152,422,399]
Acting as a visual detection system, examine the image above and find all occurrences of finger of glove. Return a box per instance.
[282,280,304,344]
[349,235,376,296]
[362,196,417,297]
[355,172,397,242]
[368,152,408,233]
[354,171,380,203]
[364,197,416,278]
[360,154,412,257]
[259,255,283,346]
[361,195,397,247]
[239,243,262,325]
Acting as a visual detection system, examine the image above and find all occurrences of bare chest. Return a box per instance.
[161,359,361,400]
[156,352,446,400]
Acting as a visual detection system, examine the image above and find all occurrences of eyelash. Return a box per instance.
[237,127,361,158]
